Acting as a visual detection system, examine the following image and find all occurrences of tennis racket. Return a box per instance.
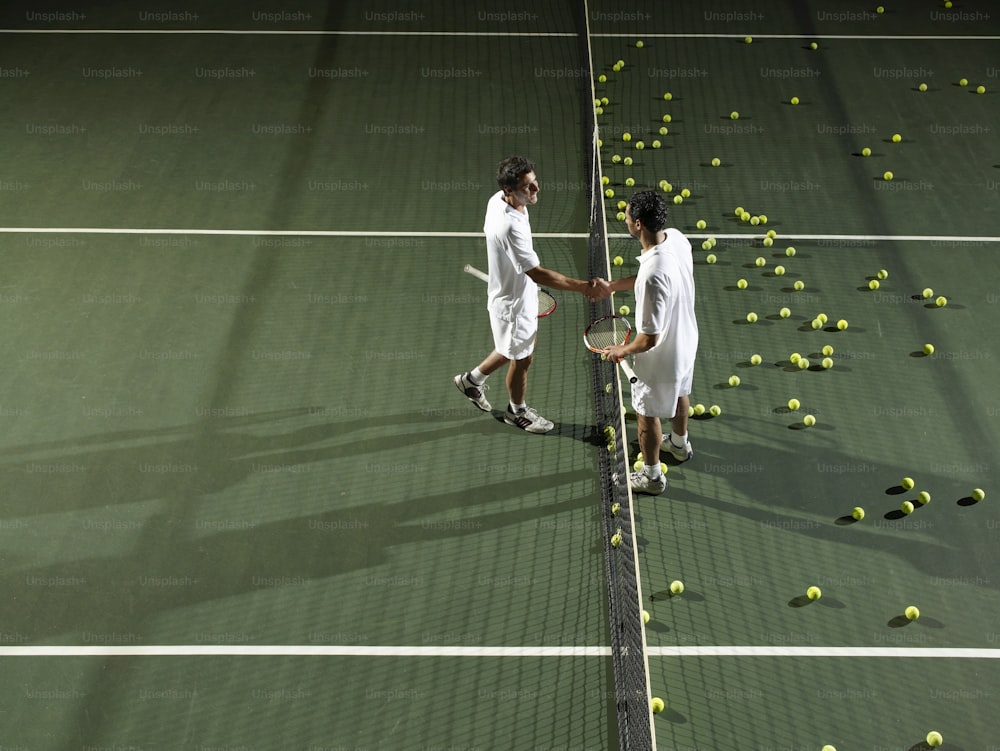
[583,315,638,384]
[463,264,557,318]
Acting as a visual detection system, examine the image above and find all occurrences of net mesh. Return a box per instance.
[576,3,656,750]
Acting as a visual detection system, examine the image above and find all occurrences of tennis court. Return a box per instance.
[1,1,998,749]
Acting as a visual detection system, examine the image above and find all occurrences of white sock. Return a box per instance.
[670,431,687,447]
[469,368,487,384]
[644,462,661,479]
[510,402,526,413]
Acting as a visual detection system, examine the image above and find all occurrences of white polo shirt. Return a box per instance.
[483,190,540,322]
[631,229,699,417]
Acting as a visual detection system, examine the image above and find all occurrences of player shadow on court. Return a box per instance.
[0,406,599,641]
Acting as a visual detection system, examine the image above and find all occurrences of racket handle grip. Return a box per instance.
[463,264,489,283]
[619,359,638,384]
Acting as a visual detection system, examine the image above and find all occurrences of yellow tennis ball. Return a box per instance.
[876,5,885,12]
[837,319,848,330]
[765,227,775,236]
[918,82,928,92]
[790,352,801,364]
[905,605,920,620]
[730,111,740,120]
[901,477,915,490]
[869,279,880,290]
[926,731,943,748]
[709,404,722,417]
[681,188,691,198]
[663,92,672,100]
[651,697,665,713]
[901,500,914,514]
[861,147,872,156]
[817,314,828,324]
[598,74,607,83]
[696,219,707,230]
[793,280,805,291]
[611,532,623,547]
[918,490,931,504]
[711,157,721,167]
[755,256,766,267]
[746,312,758,323]
[922,287,934,299]
[851,507,865,520]
[633,460,643,471]
[787,398,801,411]
[669,580,684,594]
[635,141,645,150]
[662,114,672,123]
[734,206,745,217]
[923,343,934,355]
[611,502,620,516]
[883,171,893,181]
[613,255,624,266]
[659,126,668,135]
[652,140,661,148]
[763,237,774,248]
[790,96,800,105]
[959,77,969,87]
[623,156,633,166]
[892,133,902,143]
[803,414,816,426]
[774,264,785,275]
[740,211,751,222]
[806,586,821,600]
[737,278,748,289]
[971,488,986,501]
[693,404,706,416]
[673,195,683,205]
[642,609,650,623]
[810,42,819,50]
[605,188,614,198]
[635,40,644,48]
[811,319,823,330]
[977,85,986,94]
[821,746,837,751]
[822,345,834,356]
[877,269,889,280]
[744,35,752,43]
[749,354,762,365]
[601,175,610,185]
[750,216,760,226]
[625,177,636,187]
[706,253,717,264]
[779,307,791,318]
[619,305,631,316]
[935,295,948,307]
[728,375,741,387]
[622,132,631,142]
[701,240,712,251]
[612,154,622,163]
[822,357,834,369]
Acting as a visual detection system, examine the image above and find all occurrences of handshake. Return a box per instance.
[584,277,612,301]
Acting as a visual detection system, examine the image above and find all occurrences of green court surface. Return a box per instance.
[1,1,999,750]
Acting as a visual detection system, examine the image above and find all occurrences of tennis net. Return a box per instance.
[577,2,657,750]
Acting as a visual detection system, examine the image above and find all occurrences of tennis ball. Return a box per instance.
[822,357,834,369]
[605,188,615,198]
[836,319,848,330]
[661,114,672,123]
[623,156,633,166]
[594,106,603,115]
[611,154,621,164]
[923,343,934,355]
[616,211,626,222]
[734,206,745,216]
[635,141,645,150]
[740,211,751,222]
[663,92,673,100]
[806,586,821,600]
[790,96,800,105]
[633,460,643,471]
[883,171,894,181]
[800,355,814,368]
[755,256,766,267]
[959,77,969,86]
[611,502,620,516]
[652,140,662,149]
[810,42,819,50]
[701,240,712,251]
[750,354,762,365]
[669,580,684,594]
[794,280,805,291]
[785,246,796,257]
[728,375,741,387]
[779,307,791,318]
[926,731,943,748]
[651,697,665,713]
[877,269,889,280]
[811,318,823,330]
[706,253,717,264]
[901,477,915,490]
[660,463,667,474]
[822,345,834,356]
[635,40,644,48]
[711,157,721,167]
[869,279,880,290]
[601,175,610,185]
[905,605,920,620]
[774,264,785,275]
[616,59,625,68]
[790,353,801,364]
[917,490,931,504]
[612,63,621,72]
[788,398,801,411]
[803,414,816,426]
[935,295,948,307]
[977,85,986,94]
[642,609,650,624]
[696,219,707,230]
[876,5,885,13]
[892,133,902,143]
[613,255,624,266]
[659,126,668,136]
[693,403,706,416]
[922,287,934,299]
[901,500,914,514]
[765,227,775,236]
[750,216,760,226]
[680,188,691,198]
[744,36,752,44]
[821,746,836,751]
[861,147,872,156]
[709,404,722,417]
[763,237,774,248]
[746,312,758,323]
[625,177,636,187]
[611,532,623,547]
[852,507,865,520]
[673,195,683,205]
[971,488,986,501]
[619,305,631,316]
[622,132,631,142]
[730,111,740,120]
[817,313,828,324]
[918,82,928,92]
[737,278,749,289]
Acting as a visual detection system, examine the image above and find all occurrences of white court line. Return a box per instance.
[1,645,998,658]
[596,33,1000,41]
[0,228,998,243]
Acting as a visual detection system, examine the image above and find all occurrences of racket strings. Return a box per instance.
[538,289,557,315]
[585,318,630,350]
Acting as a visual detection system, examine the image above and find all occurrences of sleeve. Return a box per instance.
[638,268,671,336]
[506,216,541,273]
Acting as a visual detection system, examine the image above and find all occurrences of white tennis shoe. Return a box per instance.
[504,405,554,433]
[662,436,693,463]
[454,372,491,412]
[630,470,666,495]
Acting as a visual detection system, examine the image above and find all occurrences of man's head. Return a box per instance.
[625,190,668,239]
[497,155,539,208]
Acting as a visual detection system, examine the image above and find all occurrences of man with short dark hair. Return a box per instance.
[600,190,699,494]
[455,156,610,433]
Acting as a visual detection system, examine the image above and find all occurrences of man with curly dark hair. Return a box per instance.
[454,155,610,433]
[600,189,699,494]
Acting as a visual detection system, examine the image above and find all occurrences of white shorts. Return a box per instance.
[630,360,694,419]
[489,311,537,360]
